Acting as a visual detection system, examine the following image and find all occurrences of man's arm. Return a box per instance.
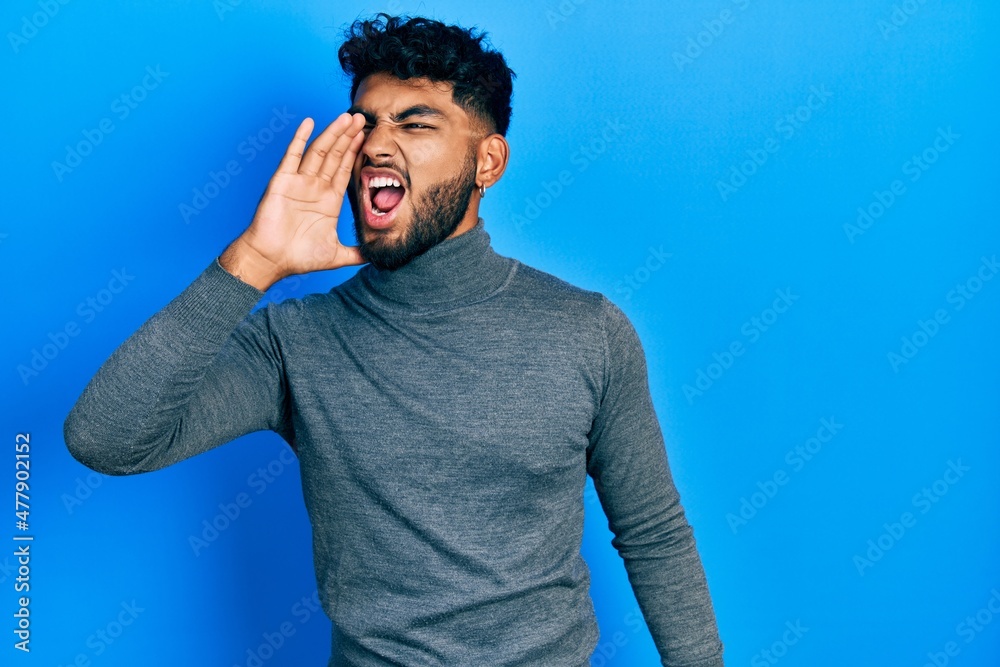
[63,257,285,475]
[586,296,725,666]
[64,111,370,474]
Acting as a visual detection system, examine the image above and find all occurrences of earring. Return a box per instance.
[478,183,486,198]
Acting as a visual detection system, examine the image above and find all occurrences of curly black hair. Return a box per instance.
[338,13,515,137]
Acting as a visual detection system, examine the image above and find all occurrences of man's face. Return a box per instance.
[346,72,482,271]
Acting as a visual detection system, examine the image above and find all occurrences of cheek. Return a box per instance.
[403,139,450,170]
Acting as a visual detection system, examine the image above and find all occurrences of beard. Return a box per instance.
[347,145,478,272]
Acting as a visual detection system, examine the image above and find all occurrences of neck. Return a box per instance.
[356,217,516,314]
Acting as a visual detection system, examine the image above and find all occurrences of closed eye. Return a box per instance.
[362,123,432,132]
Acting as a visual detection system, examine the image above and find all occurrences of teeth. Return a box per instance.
[369,176,401,189]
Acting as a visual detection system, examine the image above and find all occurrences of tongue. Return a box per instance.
[374,186,404,211]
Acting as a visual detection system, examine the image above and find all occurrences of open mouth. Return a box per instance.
[366,175,406,218]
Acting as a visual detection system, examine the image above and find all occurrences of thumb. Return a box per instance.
[333,243,367,269]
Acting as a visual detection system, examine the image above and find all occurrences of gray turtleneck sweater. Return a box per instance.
[64,218,724,666]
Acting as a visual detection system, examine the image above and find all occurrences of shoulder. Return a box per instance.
[506,259,609,317]
[243,283,343,334]
[508,259,638,337]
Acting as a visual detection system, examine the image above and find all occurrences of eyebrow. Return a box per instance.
[347,104,447,124]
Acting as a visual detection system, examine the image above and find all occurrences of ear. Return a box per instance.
[475,133,510,191]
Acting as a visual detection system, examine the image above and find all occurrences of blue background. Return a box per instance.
[3,0,998,665]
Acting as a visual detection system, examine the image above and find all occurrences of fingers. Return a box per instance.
[276,117,315,174]
[299,112,361,178]
[317,114,366,184]
[326,129,365,198]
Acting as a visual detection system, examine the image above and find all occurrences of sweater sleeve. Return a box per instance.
[63,257,293,476]
[586,296,724,666]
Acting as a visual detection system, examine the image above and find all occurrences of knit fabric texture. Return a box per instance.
[64,218,724,666]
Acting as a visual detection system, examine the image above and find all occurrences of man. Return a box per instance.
[64,13,725,666]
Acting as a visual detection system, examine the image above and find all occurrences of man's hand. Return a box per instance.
[219,112,368,291]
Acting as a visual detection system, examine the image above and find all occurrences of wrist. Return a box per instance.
[218,236,285,292]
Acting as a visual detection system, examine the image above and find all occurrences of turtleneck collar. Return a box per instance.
[354,217,518,315]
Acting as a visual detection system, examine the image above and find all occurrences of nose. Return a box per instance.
[360,121,397,162]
